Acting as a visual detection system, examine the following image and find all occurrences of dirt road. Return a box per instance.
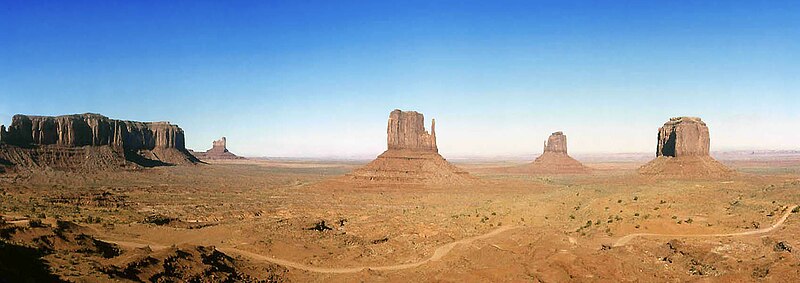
[105,225,520,274]
[613,205,798,247]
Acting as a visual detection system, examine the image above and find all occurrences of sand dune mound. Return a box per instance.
[639,117,733,177]
[343,109,475,185]
[0,113,198,172]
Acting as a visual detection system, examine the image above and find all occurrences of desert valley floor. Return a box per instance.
[2,154,800,282]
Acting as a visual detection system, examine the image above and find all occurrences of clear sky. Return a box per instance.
[1,1,798,158]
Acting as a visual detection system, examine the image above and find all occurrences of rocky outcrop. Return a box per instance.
[387,110,437,152]
[211,137,227,153]
[543,131,568,155]
[640,117,731,177]
[0,113,198,171]
[507,131,589,174]
[1,113,187,151]
[656,117,710,157]
[344,109,473,185]
[190,137,245,160]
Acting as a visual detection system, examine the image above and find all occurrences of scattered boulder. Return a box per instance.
[0,113,199,172]
[190,137,245,160]
[345,109,474,185]
[639,117,732,177]
[774,241,792,252]
[507,131,590,174]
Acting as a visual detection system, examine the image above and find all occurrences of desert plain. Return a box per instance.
[2,151,800,282]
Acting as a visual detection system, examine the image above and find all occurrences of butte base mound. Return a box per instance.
[508,131,590,174]
[343,109,474,185]
[638,116,732,177]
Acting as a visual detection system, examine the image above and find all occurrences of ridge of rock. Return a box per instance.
[0,113,198,171]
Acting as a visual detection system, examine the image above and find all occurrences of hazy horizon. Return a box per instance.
[2,1,798,158]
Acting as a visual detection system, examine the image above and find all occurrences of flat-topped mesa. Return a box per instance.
[0,113,198,170]
[656,116,710,157]
[0,113,187,151]
[543,131,568,155]
[387,109,437,152]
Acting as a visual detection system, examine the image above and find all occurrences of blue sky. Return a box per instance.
[1,1,798,157]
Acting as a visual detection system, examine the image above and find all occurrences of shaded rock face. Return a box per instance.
[543,131,568,155]
[0,113,198,170]
[656,117,710,157]
[344,109,473,185]
[0,113,186,151]
[640,117,731,177]
[191,137,244,160]
[387,110,437,152]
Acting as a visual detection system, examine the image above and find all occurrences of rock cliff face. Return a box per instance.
[0,113,187,151]
[211,137,227,153]
[656,117,710,157]
[543,131,568,155]
[344,109,473,185]
[640,117,731,177]
[0,113,198,171]
[191,137,245,160]
[387,110,437,152]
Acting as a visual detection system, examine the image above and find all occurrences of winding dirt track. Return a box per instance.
[105,225,520,274]
[612,205,798,247]
[102,205,797,274]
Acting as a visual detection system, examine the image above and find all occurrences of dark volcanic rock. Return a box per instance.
[345,109,473,185]
[0,113,198,170]
[191,137,245,160]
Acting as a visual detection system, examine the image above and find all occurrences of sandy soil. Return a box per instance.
[2,154,800,281]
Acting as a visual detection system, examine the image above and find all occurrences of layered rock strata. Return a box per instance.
[0,113,198,171]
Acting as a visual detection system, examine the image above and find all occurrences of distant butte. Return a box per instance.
[345,109,474,185]
[0,113,199,172]
[638,117,732,177]
[191,137,245,160]
[509,131,590,174]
